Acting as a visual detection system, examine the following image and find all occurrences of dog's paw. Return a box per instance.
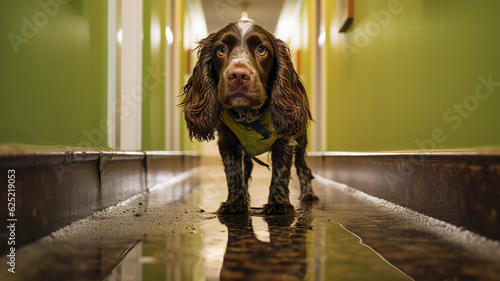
[263,203,295,215]
[300,192,319,202]
[217,202,249,215]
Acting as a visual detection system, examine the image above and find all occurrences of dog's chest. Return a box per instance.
[221,107,276,156]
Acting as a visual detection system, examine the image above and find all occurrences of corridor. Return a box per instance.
[2,0,500,280]
[2,161,499,280]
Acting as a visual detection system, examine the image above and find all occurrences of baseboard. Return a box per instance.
[0,148,200,253]
[306,150,500,241]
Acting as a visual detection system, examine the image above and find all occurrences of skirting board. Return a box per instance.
[306,151,500,241]
[0,149,200,254]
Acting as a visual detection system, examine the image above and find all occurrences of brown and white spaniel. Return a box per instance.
[180,20,318,215]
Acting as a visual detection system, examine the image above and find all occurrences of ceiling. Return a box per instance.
[201,0,285,34]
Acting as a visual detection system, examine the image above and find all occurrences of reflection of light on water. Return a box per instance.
[106,242,142,281]
[252,216,270,243]
[201,219,228,278]
[108,219,414,281]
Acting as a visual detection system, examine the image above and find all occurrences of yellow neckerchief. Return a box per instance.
[221,106,277,156]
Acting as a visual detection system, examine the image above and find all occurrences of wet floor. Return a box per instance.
[2,161,500,280]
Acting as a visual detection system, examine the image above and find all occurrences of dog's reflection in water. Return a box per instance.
[218,210,314,281]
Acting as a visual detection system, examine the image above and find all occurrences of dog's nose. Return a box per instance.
[227,67,250,85]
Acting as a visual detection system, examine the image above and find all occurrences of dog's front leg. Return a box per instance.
[264,139,295,215]
[217,126,250,214]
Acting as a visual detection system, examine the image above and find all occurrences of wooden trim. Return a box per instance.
[338,0,354,33]
[307,151,500,240]
[0,149,200,253]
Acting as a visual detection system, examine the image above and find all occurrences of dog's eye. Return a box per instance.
[256,45,267,56]
[217,45,227,57]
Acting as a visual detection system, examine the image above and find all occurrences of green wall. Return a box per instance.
[297,0,315,147]
[324,0,500,151]
[0,0,108,148]
[179,2,201,152]
[142,0,167,150]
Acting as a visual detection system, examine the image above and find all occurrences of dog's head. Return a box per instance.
[180,20,312,141]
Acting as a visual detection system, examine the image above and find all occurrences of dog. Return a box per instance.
[180,20,318,215]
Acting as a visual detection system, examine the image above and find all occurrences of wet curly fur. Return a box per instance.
[180,20,319,215]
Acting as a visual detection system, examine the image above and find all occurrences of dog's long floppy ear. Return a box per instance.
[270,39,313,139]
[180,33,221,141]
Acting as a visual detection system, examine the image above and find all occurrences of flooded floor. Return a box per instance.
[2,161,500,280]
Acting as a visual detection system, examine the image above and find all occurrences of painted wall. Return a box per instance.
[288,0,316,148]
[323,0,500,151]
[299,0,317,148]
[179,2,201,152]
[142,0,167,150]
[0,0,108,148]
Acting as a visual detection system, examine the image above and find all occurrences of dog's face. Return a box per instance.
[181,20,312,141]
[212,21,275,109]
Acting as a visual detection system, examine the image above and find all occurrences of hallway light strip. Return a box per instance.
[165,26,174,45]
[275,0,303,40]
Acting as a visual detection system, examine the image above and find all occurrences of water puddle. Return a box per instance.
[107,212,412,281]
[5,166,499,280]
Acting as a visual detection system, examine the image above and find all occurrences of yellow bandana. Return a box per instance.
[221,107,277,156]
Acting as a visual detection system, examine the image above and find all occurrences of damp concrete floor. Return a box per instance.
[2,161,500,281]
